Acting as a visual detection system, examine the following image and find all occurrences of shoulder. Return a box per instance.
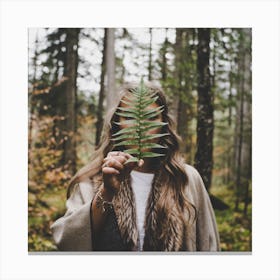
[69,177,100,204]
[184,164,203,186]
[183,164,208,205]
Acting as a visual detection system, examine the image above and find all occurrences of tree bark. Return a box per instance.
[226,61,234,184]
[106,28,116,112]
[177,29,191,155]
[64,28,79,175]
[234,66,244,211]
[234,29,252,213]
[194,28,214,191]
[148,28,153,81]
[161,28,168,82]
[95,28,108,146]
[242,29,252,215]
[169,29,181,124]
[120,29,126,82]
[28,31,39,156]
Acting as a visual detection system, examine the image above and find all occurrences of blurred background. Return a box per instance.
[28,28,252,251]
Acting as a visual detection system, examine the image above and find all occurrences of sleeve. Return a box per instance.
[188,166,220,251]
[50,182,94,251]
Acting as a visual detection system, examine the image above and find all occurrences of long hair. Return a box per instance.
[67,82,196,225]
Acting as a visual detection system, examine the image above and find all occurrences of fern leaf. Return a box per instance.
[112,126,139,136]
[112,134,140,141]
[125,157,140,164]
[112,79,169,162]
[140,133,169,141]
[114,140,139,147]
[123,148,141,155]
[139,143,167,149]
[140,152,165,158]
[115,111,137,118]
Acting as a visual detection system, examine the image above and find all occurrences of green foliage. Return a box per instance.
[28,113,94,251]
[215,209,251,251]
[27,115,89,252]
[28,187,66,251]
[211,185,252,251]
[28,114,69,251]
[112,79,168,163]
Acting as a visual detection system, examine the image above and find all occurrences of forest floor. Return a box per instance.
[28,187,66,251]
[28,182,252,252]
[211,184,252,251]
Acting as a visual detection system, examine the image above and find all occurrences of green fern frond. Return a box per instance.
[112,79,168,163]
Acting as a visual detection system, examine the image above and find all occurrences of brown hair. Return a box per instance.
[67,82,196,224]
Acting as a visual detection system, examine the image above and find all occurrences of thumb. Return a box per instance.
[124,158,144,174]
[138,159,144,167]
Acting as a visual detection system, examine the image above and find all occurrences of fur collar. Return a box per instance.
[112,171,188,251]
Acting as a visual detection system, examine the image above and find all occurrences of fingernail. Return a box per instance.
[138,159,144,167]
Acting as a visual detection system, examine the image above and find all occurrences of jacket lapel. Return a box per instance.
[112,171,187,251]
[112,176,139,250]
[143,173,185,251]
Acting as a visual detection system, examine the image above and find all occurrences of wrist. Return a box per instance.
[101,185,116,201]
[95,187,114,213]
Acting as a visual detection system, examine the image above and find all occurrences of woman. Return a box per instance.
[51,82,220,252]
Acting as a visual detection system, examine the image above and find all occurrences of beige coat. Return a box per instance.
[51,164,220,251]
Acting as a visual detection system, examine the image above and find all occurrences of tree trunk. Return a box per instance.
[194,28,214,191]
[95,28,108,146]
[243,141,252,215]
[234,29,252,212]
[148,28,153,81]
[161,28,168,82]
[106,28,116,112]
[169,29,181,124]
[64,28,79,175]
[242,29,252,216]
[175,29,184,134]
[177,29,191,155]
[233,30,246,211]
[226,61,234,185]
[237,29,252,214]
[228,61,234,127]
[28,31,39,156]
[51,29,69,154]
[234,69,244,211]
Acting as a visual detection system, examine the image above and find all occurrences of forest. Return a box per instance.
[28,28,252,252]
